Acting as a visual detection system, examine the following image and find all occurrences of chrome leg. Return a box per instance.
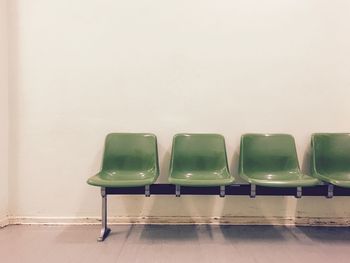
[175,185,181,197]
[98,187,111,242]
[327,184,334,198]
[296,186,302,198]
[145,185,150,197]
[250,184,256,198]
[220,185,225,198]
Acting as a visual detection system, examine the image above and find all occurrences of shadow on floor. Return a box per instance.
[53,224,350,245]
[296,226,350,243]
[220,225,286,241]
[140,224,285,242]
[140,225,199,241]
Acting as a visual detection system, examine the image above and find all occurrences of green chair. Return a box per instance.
[87,133,159,241]
[169,134,234,195]
[239,134,319,196]
[311,133,350,188]
[88,133,159,187]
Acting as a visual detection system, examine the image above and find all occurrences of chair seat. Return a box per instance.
[87,133,159,188]
[169,170,234,187]
[239,134,320,188]
[314,171,350,188]
[87,170,158,187]
[311,133,350,188]
[168,133,234,187]
[240,170,319,187]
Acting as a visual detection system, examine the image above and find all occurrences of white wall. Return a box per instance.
[7,0,350,223]
[0,0,9,226]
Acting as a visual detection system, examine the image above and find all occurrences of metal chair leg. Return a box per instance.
[175,185,181,197]
[98,187,111,242]
[296,186,302,198]
[145,185,150,197]
[327,184,334,198]
[220,186,225,197]
[250,184,256,198]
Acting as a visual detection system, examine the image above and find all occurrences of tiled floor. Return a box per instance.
[1,225,350,263]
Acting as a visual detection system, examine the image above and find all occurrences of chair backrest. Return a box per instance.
[170,133,229,172]
[240,134,300,173]
[102,133,158,171]
[312,133,350,173]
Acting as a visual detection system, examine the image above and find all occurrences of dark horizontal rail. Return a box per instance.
[106,184,350,197]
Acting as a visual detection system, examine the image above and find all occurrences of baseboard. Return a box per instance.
[0,216,9,228]
[7,216,350,227]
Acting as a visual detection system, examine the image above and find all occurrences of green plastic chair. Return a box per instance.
[239,134,319,187]
[168,133,234,187]
[311,133,350,188]
[87,133,159,187]
[88,133,159,241]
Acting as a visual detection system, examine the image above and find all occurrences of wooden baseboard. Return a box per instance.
[7,216,350,227]
[0,216,9,228]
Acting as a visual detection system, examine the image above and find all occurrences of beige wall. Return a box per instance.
[7,0,350,223]
[0,0,9,226]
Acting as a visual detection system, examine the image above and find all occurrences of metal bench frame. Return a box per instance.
[97,183,350,241]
